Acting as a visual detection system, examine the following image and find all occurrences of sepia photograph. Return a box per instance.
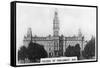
[11,1,98,67]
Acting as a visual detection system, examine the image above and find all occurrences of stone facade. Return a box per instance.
[23,10,86,58]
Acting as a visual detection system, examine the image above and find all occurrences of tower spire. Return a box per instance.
[78,28,82,37]
[27,27,32,41]
[53,9,59,37]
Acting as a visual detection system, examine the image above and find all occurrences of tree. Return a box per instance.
[74,44,81,60]
[64,44,81,60]
[64,45,71,57]
[18,41,48,63]
[65,45,75,57]
[18,46,27,61]
[83,37,95,59]
[27,42,48,62]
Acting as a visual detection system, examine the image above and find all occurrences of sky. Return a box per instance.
[16,3,96,49]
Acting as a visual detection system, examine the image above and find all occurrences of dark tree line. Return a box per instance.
[64,44,81,60]
[18,41,48,63]
[64,36,95,60]
[18,36,95,63]
[82,37,95,59]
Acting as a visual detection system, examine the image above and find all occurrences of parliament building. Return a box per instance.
[23,10,86,58]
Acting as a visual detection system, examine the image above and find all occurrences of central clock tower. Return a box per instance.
[53,9,60,57]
